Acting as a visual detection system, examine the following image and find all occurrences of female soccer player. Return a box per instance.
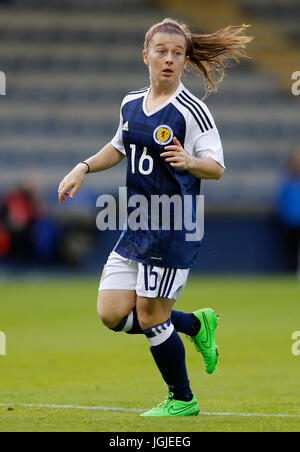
[58,18,252,417]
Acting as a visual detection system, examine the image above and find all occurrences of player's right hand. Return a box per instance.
[58,164,87,204]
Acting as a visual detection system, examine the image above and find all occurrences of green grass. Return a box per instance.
[0,275,300,432]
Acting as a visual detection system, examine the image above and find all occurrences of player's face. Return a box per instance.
[143,33,188,86]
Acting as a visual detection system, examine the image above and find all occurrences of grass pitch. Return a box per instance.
[0,275,299,432]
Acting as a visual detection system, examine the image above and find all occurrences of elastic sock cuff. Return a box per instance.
[143,319,174,347]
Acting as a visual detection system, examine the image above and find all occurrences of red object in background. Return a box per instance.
[0,225,11,257]
[4,189,34,230]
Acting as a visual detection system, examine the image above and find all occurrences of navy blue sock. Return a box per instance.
[171,311,200,336]
[126,307,143,334]
[144,319,193,401]
[109,316,129,332]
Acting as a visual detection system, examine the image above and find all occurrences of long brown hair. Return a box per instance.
[145,18,253,98]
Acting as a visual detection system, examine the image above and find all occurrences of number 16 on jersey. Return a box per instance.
[130,145,153,175]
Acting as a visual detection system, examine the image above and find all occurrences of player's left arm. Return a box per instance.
[161,137,224,180]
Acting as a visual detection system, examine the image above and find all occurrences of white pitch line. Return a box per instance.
[0,403,300,418]
[0,403,143,413]
[197,411,300,418]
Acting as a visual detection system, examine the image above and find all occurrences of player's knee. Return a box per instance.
[137,311,156,330]
[97,301,119,329]
[98,309,120,329]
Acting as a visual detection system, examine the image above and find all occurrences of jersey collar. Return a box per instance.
[142,81,184,117]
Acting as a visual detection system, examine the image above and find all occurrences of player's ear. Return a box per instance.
[143,49,149,66]
[184,55,190,70]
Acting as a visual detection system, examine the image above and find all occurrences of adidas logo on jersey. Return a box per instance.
[122,121,129,131]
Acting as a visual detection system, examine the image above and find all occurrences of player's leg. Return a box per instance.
[171,310,201,336]
[133,263,202,336]
[97,253,203,335]
[97,251,140,333]
[97,288,202,336]
[98,253,219,374]
[136,294,199,417]
[97,289,136,330]
[136,263,219,378]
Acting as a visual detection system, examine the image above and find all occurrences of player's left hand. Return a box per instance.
[161,137,191,170]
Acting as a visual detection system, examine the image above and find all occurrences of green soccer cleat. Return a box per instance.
[186,308,219,374]
[140,393,199,417]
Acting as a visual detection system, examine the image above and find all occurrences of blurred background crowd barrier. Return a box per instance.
[0,0,299,275]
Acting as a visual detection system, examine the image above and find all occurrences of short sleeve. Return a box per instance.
[111,107,126,156]
[194,127,225,168]
[183,99,225,169]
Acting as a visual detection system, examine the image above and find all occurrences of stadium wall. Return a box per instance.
[84,215,293,275]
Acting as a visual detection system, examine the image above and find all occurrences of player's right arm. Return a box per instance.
[58,143,125,204]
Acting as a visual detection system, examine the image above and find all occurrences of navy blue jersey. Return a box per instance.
[111,82,224,268]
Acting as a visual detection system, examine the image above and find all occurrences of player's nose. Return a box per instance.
[165,51,174,63]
